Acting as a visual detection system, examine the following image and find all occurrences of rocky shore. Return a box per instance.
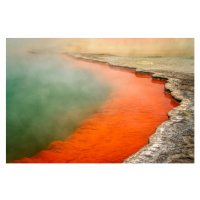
[66,53,194,163]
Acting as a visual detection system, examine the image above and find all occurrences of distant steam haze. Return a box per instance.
[60,38,194,57]
[8,38,194,57]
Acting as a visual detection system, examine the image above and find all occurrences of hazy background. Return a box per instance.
[12,38,194,57]
[62,38,194,57]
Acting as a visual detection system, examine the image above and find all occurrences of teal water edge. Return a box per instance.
[6,40,110,162]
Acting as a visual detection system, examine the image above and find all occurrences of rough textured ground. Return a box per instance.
[66,53,194,163]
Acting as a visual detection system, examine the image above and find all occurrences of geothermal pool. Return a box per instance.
[6,51,110,162]
[8,54,179,163]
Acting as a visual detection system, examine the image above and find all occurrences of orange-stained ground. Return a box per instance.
[13,56,179,163]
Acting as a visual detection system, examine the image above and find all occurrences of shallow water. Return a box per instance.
[6,44,110,162]
[13,56,179,163]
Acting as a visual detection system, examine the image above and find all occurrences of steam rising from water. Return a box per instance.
[6,40,110,162]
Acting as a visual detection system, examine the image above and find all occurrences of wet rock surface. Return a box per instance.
[67,53,194,163]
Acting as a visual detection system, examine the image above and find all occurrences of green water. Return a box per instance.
[6,39,110,162]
